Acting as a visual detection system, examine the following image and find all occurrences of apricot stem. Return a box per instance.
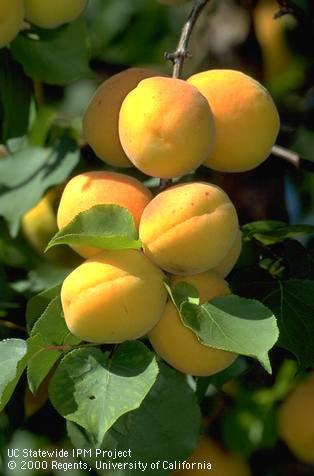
[165,0,211,79]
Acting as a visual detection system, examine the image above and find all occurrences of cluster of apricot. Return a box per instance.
[0,0,88,48]
[57,66,279,378]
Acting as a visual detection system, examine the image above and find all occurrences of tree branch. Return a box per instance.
[159,0,211,191]
[165,0,211,79]
[272,144,314,172]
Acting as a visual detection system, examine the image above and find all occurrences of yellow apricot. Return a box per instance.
[57,171,152,258]
[24,0,87,29]
[0,0,24,48]
[187,69,280,172]
[139,182,238,275]
[212,230,242,277]
[119,77,215,178]
[172,437,251,475]
[83,68,158,168]
[22,189,60,255]
[278,372,314,464]
[22,188,80,267]
[148,271,237,376]
[254,0,296,83]
[61,249,167,344]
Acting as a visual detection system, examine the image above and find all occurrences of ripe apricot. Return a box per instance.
[119,77,215,178]
[83,68,157,168]
[22,188,80,267]
[57,171,152,258]
[61,249,167,344]
[187,69,280,172]
[139,182,238,275]
[212,230,242,277]
[24,0,88,29]
[0,0,24,48]
[278,372,314,464]
[148,271,237,376]
[22,189,60,256]
[172,437,251,475]
[254,0,296,84]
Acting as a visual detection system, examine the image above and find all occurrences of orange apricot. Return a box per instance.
[24,0,88,29]
[61,249,167,343]
[278,372,314,464]
[119,77,215,178]
[212,230,242,277]
[139,182,238,275]
[187,69,280,172]
[83,68,158,167]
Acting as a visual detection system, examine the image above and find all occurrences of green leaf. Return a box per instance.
[11,20,94,86]
[12,262,72,295]
[27,296,79,393]
[0,221,38,269]
[0,49,32,142]
[0,339,28,411]
[28,106,57,146]
[0,138,79,236]
[49,342,158,446]
[165,281,200,310]
[26,284,61,331]
[68,364,201,475]
[222,396,277,456]
[107,364,201,473]
[46,205,141,252]
[242,220,314,245]
[263,279,314,368]
[27,334,61,396]
[177,290,279,373]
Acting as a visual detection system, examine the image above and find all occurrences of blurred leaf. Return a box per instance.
[0,339,28,411]
[49,342,158,446]
[27,296,79,393]
[242,220,314,245]
[172,284,279,373]
[222,398,277,456]
[26,284,62,332]
[292,127,314,161]
[263,279,314,368]
[0,49,32,142]
[47,205,141,252]
[253,359,298,406]
[0,222,38,269]
[0,138,79,236]
[86,0,183,66]
[12,262,72,295]
[11,21,94,86]
[28,106,57,146]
